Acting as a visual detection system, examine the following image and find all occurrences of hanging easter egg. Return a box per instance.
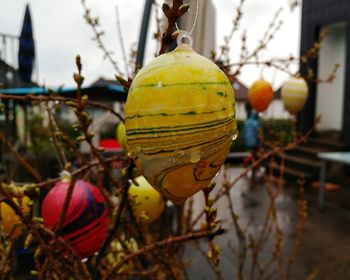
[116,122,128,150]
[125,33,237,203]
[1,196,30,238]
[129,176,165,224]
[248,79,273,112]
[281,77,308,114]
[41,174,109,258]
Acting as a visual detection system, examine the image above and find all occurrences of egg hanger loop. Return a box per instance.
[177,31,193,48]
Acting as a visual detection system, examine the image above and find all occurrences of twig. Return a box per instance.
[115,5,130,77]
[35,155,126,189]
[0,132,42,182]
[190,122,316,229]
[158,0,184,55]
[286,181,307,279]
[95,161,135,265]
[0,93,124,122]
[105,228,225,279]
[81,0,123,75]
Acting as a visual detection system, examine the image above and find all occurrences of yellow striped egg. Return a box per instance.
[125,45,237,203]
[281,77,308,115]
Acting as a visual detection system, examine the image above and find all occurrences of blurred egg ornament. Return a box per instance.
[248,79,273,112]
[281,77,308,114]
[125,32,237,203]
[1,196,30,238]
[129,176,165,224]
[41,172,109,258]
[116,122,128,150]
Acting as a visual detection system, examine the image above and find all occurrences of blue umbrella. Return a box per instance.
[18,4,35,83]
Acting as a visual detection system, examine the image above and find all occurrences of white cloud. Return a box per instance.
[0,0,301,89]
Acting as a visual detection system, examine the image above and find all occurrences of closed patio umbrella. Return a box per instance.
[18,4,35,83]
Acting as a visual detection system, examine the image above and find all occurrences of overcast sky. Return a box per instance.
[0,0,301,89]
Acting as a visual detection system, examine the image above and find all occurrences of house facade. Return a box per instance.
[299,0,350,146]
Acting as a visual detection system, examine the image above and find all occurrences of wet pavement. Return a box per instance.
[185,166,350,280]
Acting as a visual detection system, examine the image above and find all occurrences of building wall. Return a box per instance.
[316,22,346,131]
[181,0,216,58]
[299,0,350,145]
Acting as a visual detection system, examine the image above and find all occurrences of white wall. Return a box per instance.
[182,0,216,58]
[316,22,347,131]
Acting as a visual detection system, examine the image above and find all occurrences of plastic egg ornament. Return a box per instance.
[281,77,308,114]
[41,175,109,259]
[248,79,273,112]
[1,196,30,238]
[116,122,128,150]
[129,176,165,224]
[125,33,237,203]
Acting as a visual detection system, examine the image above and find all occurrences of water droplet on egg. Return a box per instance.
[231,133,238,141]
[190,151,201,163]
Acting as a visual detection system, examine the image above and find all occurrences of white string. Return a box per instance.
[175,0,200,36]
[189,0,200,35]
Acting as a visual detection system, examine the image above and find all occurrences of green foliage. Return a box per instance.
[27,114,52,154]
[261,118,295,146]
[231,118,294,151]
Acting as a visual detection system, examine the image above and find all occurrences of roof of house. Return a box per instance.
[91,77,121,87]
[0,84,127,102]
[0,59,37,88]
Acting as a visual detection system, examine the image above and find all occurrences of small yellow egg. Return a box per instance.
[116,122,128,150]
[281,77,308,115]
[129,176,165,224]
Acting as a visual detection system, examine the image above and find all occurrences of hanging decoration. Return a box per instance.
[128,176,165,224]
[281,77,308,114]
[125,32,237,203]
[41,172,109,258]
[1,196,30,238]
[248,79,274,112]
